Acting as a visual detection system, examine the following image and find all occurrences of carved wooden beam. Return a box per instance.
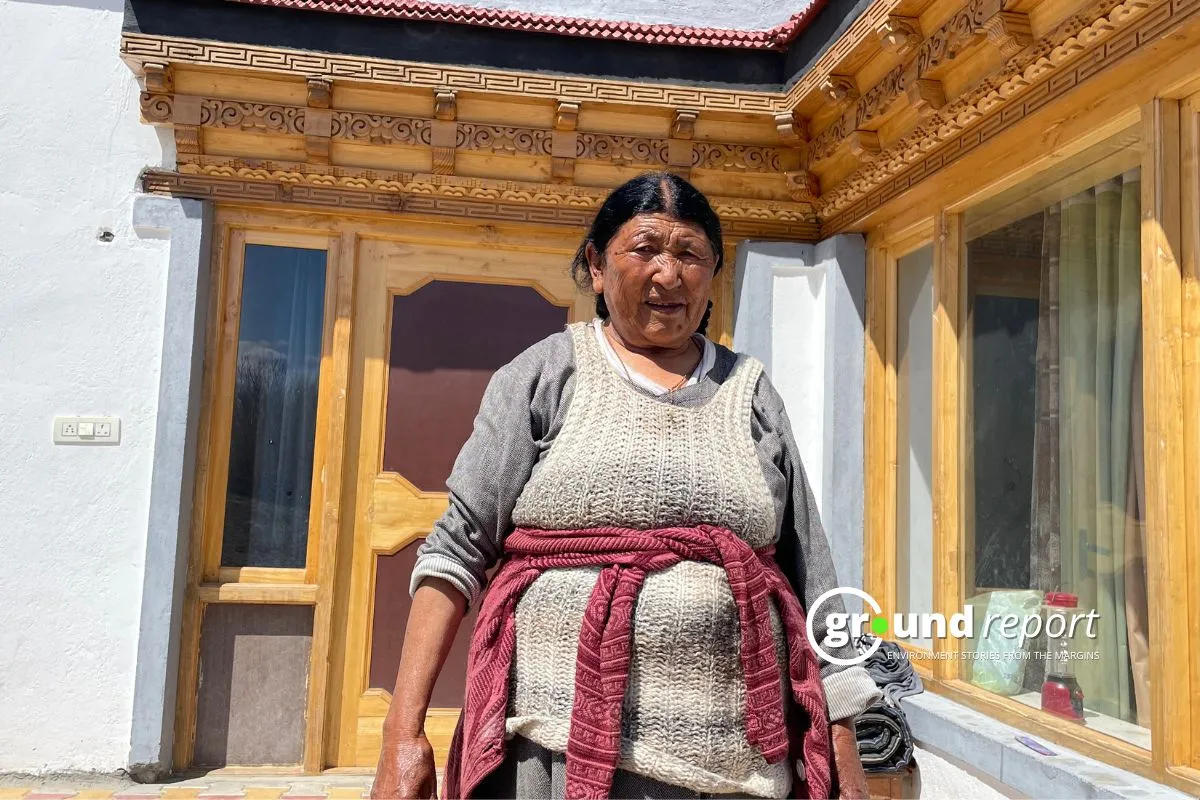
[551,100,579,183]
[431,89,457,175]
[305,77,333,164]
[810,0,1032,165]
[876,16,921,57]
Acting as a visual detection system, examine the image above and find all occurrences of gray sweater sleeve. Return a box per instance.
[751,375,883,721]
[408,333,573,605]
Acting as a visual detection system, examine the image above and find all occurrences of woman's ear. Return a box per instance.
[585,242,604,294]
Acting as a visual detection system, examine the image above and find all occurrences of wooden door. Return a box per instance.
[331,233,591,768]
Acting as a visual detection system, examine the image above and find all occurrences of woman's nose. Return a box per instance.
[651,257,683,289]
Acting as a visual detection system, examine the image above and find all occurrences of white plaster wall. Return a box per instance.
[770,267,827,507]
[0,0,171,773]
[453,0,810,31]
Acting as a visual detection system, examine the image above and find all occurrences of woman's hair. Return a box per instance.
[570,172,724,334]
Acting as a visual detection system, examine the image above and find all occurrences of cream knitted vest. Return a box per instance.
[506,321,790,798]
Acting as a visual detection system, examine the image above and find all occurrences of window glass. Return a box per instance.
[963,160,1149,749]
[221,245,327,569]
[896,245,935,650]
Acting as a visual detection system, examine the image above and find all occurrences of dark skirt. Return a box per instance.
[472,735,761,800]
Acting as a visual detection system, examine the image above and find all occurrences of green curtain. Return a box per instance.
[1057,171,1144,723]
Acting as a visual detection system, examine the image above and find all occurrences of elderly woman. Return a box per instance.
[371,172,881,800]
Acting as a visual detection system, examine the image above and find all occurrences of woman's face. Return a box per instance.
[587,213,718,349]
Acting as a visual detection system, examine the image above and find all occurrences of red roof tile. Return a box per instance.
[224,0,821,50]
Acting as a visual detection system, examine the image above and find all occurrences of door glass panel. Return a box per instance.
[383,280,569,491]
[221,244,327,568]
[896,245,935,650]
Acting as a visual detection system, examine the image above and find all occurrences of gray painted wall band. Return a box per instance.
[817,234,866,613]
[732,236,866,612]
[128,195,212,780]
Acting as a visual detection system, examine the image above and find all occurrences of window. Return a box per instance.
[963,153,1150,749]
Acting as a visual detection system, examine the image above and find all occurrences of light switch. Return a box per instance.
[54,416,120,445]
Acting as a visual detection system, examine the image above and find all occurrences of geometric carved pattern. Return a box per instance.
[141,162,820,240]
[120,34,783,113]
[820,0,1175,231]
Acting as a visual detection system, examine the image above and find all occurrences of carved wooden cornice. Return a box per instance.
[120,33,783,113]
[820,0,1183,232]
[141,159,820,240]
[810,0,1033,165]
[138,93,795,174]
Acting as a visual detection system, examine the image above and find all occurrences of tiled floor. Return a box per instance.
[0,776,378,800]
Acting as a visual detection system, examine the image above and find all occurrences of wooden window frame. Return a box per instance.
[174,215,357,774]
[865,101,1200,792]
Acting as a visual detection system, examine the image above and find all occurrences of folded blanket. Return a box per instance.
[856,700,915,773]
[854,636,921,773]
[861,636,924,705]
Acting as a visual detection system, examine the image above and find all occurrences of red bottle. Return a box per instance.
[1041,591,1085,722]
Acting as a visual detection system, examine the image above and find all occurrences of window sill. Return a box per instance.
[899,692,1190,799]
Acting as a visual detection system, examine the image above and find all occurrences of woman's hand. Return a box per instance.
[370,730,437,799]
[832,719,870,799]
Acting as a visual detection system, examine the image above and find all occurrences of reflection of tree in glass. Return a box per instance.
[222,345,320,569]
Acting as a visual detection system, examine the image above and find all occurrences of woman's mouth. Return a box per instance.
[646,300,685,314]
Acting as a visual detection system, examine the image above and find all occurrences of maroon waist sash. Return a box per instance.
[441,524,833,800]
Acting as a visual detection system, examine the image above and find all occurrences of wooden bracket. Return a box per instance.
[774,111,809,145]
[142,62,173,95]
[906,79,947,117]
[305,77,334,164]
[847,130,881,161]
[821,76,859,109]
[978,11,1033,58]
[432,89,457,175]
[877,16,922,57]
[552,101,580,183]
[785,170,821,203]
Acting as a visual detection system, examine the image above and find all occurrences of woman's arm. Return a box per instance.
[371,579,467,800]
[369,333,574,800]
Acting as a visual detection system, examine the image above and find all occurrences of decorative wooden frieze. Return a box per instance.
[906,79,947,117]
[199,99,305,134]
[332,112,427,145]
[144,160,819,240]
[877,16,922,57]
[821,76,859,107]
[576,133,668,166]
[785,170,821,203]
[692,143,788,172]
[140,92,174,124]
[142,62,173,95]
[458,123,553,156]
[431,89,457,175]
[979,12,1034,58]
[819,0,1159,229]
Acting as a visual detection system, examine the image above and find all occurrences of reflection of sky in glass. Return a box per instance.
[238,245,326,370]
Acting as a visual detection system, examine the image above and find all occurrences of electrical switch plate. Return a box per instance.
[54,416,120,445]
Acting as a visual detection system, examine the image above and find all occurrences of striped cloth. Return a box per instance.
[441,525,833,800]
